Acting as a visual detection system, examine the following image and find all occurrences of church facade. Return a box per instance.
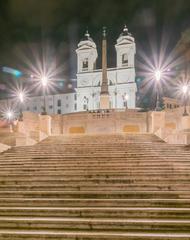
[0,26,137,116]
[76,26,137,111]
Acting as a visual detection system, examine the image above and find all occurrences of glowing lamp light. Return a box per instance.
[155,70,161,81]
[182,85,188,95]
[18,92,24,103]
[125,94,129,100]
[6,111,14,121]
[41,76,48,87]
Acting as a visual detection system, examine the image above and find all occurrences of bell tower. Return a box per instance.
[115,25,136,69]
[76,30,97,74]
[114,25,137,109]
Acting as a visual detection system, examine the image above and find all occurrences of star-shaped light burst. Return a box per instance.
[0,106,16,122]
[10,85,29,105]
[137,31,182,104]
[155,70,161,82]
[15,42,64,94]
[171,71,190,102]
[182,85,188,95]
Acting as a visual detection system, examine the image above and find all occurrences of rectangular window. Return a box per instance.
[74,94,77,101]
[122,54,128,65]
[74,103,77,110]
[57,109,61,114]
[57,99,61,107]
[49,105,53,109]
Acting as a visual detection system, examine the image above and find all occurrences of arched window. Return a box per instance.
[82,58,88,71]
[122,53,128,66]
[109,80,113,85]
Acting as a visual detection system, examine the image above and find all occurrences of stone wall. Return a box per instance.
[13,107,190,145]
[50,110,149,135]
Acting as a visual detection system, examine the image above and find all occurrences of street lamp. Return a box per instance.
[5,110,14,132]
[41,75,48,115]
[17,91,25,121]
[114,89,117,109]
[182,84,189,116]
[6,110,14,121]
[154,69,161,111]
[92,92,96,110]
[125,93,129,110]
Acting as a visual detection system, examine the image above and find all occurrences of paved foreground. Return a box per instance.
[0,134,190,239]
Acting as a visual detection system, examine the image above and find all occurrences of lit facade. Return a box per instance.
[76,26,137,111]
[0,26,137,115]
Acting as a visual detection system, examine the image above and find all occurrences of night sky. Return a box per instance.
[0,0,190,81]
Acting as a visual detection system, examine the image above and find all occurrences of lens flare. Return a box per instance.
[0,106,16,121]
[137,29,183,107]
[9,85,29,105]
[182,85,188,95]
[155,70,161,81]
[125,94,129,100]
[14,42,65,94]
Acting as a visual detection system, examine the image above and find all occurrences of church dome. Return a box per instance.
[117,25,134,44]
[81,30,94,42]
[78,30,96,48]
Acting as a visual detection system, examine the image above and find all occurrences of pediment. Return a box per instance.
[116,38,133,46]
[77,45,96,52]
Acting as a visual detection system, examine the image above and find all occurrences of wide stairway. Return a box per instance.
[0,133,190,239]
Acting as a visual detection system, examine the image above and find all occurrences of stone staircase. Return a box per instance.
[0,133,190,239]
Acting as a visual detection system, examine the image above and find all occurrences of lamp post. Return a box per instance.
[125,93,129,110]
[6,110,14,132]
[41,76,48,115]
[6,110,13,121]
[85,97,89,111]
[114,89,117,109]
[155,70,161,111]
[182,85,189,116]
[17,91,24,121]
[92,92,96,110]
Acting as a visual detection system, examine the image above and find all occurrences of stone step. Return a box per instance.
[8,158,174,163]
[0,158,186,162]
[0,167,178,171]
[1,179,190,184]
[0,198,190,208]
[0,207,189,219]
[0,166,184,172]
[0,190,187,198]
[0,183,190,191]
[0,173,190,180]
[0,133,189,239]
[4,153,188,158]
[0,216,190,231]
[0,161,189,167]
[6,152,175,155]
[2,229,190,240]
[3,151,189,154]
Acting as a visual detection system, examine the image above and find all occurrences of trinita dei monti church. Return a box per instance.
[76,25,137,111]
[2,25,137,115]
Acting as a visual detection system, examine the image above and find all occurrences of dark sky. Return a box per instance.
[0,0,190,79]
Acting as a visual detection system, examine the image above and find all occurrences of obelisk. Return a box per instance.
[100,27,110,109]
